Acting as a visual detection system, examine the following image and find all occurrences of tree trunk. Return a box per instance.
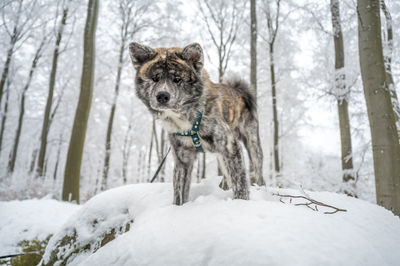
[53,134,63,180]
[36,4,70,178]
[137,149,143,182]
[29,149,38,174]
[330,0,355,187]
[357,0,400,215]
[269,43,280,175]
[62,0,99,203]
[0,42,16,106]
[101,42,125,191]
[0,85,10,154]
[147,127,154,178]
[250,0,257,93]
[380,0,400,138]
[201,152,206,179]
[249,0,258,182]
[122,120,133,184]
[8,39,44,174]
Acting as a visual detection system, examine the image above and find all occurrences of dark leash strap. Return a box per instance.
[0,251,42,259]
[173,111,204,152]
[150,147,171,183]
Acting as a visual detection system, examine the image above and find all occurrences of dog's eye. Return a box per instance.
[152,76,160,82]
[173,76,181,83]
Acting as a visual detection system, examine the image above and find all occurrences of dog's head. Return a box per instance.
[129,42,204,114]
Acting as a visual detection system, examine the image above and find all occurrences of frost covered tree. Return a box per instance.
[36,0,72,178]
[329,0,355,192]
[262,0,281,178]
[0,0,40,156]
[101,0,153,191]
[196,0,245,184]
[8,35,48,174]
[357,0,400,215]
[62,0,99,203]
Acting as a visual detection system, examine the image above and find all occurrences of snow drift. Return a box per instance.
[0,197,78,255]
[2,177,400,266]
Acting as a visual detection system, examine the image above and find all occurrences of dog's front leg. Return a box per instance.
[219,139,249,200]
[171,142,197,205]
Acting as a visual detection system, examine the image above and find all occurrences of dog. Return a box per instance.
[129,42,264,205]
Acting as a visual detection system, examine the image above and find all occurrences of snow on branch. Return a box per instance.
[273,193,347,214]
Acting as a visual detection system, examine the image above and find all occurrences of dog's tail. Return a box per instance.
[225,78,257,118]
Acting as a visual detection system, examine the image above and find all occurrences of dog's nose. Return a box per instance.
[156,91,170,104]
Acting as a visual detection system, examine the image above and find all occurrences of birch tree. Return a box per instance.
[357,0,400,215]
[329,0,356,193]
[62,0,99,203]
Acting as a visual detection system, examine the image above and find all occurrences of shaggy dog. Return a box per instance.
[129,42,264,205]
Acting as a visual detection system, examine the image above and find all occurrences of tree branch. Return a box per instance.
[273,193,347,214]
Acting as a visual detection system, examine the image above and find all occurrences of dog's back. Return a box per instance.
[203,75,257,136]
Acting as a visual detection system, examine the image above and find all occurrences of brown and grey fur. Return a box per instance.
[129,42,264,205]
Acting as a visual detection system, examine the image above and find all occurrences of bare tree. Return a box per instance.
[357,0,400,215]
[0,0,40,101]
[0,0,39,147]
[197,0,245,182]
[8,34,48,174]
[101,0,152,190]
[262,0,281,178]
[330,0,356,194]
[62,0,99,203]
[36,0,72,178]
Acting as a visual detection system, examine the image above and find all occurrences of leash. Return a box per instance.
[150,147,171,183]
[150,111,204,183]
[0,251,42,259]
[173,111,204,152]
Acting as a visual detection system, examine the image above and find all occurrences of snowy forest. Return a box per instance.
[1,0,400,265]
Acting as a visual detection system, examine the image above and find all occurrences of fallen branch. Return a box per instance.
[273,193,347,214]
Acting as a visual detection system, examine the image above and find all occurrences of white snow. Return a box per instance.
[0,197,79,255]
[2,178,400,266]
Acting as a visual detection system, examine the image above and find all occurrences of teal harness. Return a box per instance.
[173,112,204,152]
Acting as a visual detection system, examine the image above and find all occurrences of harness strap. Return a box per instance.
[173,112,204,152]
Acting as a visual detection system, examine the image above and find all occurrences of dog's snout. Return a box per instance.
[156,91,170,104]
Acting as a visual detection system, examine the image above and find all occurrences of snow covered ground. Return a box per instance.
[1,178,400,266]
[0,196,79,255]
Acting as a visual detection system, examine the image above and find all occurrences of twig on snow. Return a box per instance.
[273,193,347,214]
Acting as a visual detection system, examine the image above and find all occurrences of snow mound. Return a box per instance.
[0,197,79,255]
[35,177,400,266]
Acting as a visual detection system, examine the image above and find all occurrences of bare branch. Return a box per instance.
[273,193,347,214]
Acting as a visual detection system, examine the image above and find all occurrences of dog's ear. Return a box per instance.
[129,42,156,70]
[180,43,204,72]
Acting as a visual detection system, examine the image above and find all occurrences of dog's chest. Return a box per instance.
[161,111,192,132]
[161,111,211,150]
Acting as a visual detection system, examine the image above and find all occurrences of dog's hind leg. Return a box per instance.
[219,139,249,200]
[242,119,265,186]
